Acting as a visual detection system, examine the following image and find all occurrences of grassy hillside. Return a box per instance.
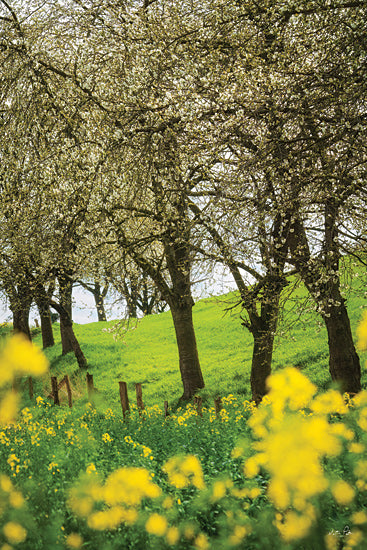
[24,263,367,412]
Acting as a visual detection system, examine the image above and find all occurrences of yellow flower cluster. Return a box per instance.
[124,435,154,460]
[245,367,357,542]
[163,455,205,490]
[69,466,161,530]
[0,334,48,387]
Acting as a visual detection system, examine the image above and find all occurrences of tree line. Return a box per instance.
[0,0,366,401]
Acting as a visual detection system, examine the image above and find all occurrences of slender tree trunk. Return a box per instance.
[50,300,88,369]
[36,299,54,348]
[58,273,74,354]
[170,298,204,400]
[93,282,107,322]
[248,303,280,404]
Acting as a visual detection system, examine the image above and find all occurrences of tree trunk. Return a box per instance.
[289,214,361,393]
[12,306,31,340]
[170,299,204,400]
[9,282,32,340]
[37,299,55,348]
[249,312,277,404]
[245,280,284,404]
[50,300,88,369]
[58,273,74,354]
[323,295,361,394]
[93,282,107,322]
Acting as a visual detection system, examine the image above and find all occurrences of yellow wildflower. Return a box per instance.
[0,392,19,425]
[3,522,27,544]
[331,480,355,505]
[86,464,97,475]
[9,491,24,508]
[0,334,48,382]
[145,513,167,536]
[351,511,367,525]
[166,526,179,545]
[275,507,315,542]
[194,533,209,550]
[325,532,339,550]
[311,390,348,415]
[103,467,161,507]
[66,533,83,549]
[229,525,248,546]
[163,455,205,490]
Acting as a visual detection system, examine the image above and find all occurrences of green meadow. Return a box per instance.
[1,262,367,549]
[23,263,367,412]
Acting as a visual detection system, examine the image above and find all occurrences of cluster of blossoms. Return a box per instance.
[243,366,367,546]
[0,334,48,424]
[124,434,154,460]
[69,466,161,530]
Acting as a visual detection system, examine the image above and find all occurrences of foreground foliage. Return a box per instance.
[0,323,367,548]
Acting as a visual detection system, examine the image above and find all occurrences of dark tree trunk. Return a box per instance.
[289,214,361,393]
[248,305,278,404]
[38,303,55,349]
[34,282,55,348]
[244,275,285,403]
[50,300,88,369]
[58,273,74,354]
[12,306,31,340]
[36,298,54,349]
[323,294,361,394]
[9,282,33,340]
[170,298,204,400]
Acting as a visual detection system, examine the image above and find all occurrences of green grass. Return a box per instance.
[21,262,367,413]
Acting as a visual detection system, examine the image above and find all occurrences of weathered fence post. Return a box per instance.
[64,375,73,408]
[51,376,60,406]
[28,377,34,400]
[164,400,170,418]
[135,383,145,415]
[214,396,222,418]
[86,373,94,405]
[119,381,130,419]
[194,396,203,417]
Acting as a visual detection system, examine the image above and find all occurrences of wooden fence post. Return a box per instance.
[214,396,222,418]
[51,376,60,406]
[119,381,130,419]
[135,383,145,414]
[64,375,73,408]
[164,400,170,418]
[28,377,34,400]
[86,373,94,405]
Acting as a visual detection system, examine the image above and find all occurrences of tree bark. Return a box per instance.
[170,299,204,400]
[93,282,108,322]
[9,282,32,340]
[288,214,361,393]
[50,300,88,369]
[12,305,31,340]
[58,272,74,354]
[36,298,55,348]
[322,293,361,394]
[247,297,281,404]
